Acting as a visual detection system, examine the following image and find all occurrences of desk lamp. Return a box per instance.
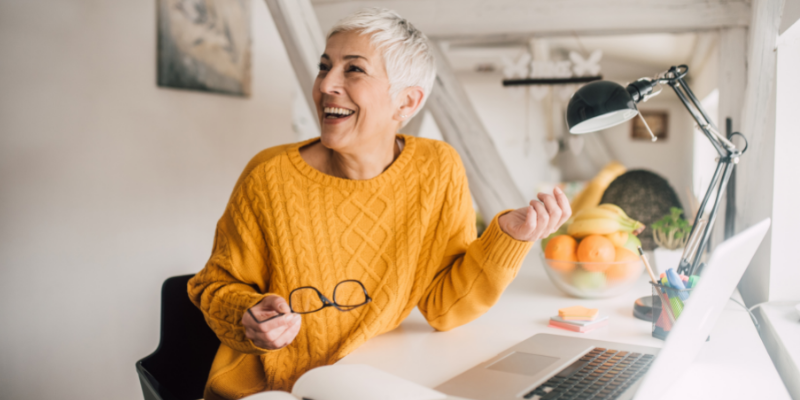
[565,65,748,279]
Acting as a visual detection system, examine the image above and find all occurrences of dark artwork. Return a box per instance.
[600,170,683,251]
[157,0,252,96]
[631,111,668,141]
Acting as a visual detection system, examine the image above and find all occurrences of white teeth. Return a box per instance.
[323,107,354,116]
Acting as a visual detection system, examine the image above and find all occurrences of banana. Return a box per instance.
[597,203,627,216]
[572,207,627,222]
[567,218,624,238]
[569,161,626,215]
[565,204,646,238]
[571,205,645,235]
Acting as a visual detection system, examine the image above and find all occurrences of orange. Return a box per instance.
[577,235,615,272]
[606,246,640,280]
[544,235,578,272]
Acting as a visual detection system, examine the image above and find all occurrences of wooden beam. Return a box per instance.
[265,0,326,130]
[736,0,785,306]
[427,42,527,218]
[718,28,747,135]
[311,0,751,39]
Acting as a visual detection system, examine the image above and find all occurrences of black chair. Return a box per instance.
[136,275,220,400]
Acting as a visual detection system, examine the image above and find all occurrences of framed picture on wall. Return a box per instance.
[157,0,252,97]
[631,111,668,141]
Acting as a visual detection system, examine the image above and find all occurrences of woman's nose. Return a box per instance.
[319,70,343,95]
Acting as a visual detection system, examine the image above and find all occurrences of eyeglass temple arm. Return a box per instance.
[248,308,287,324]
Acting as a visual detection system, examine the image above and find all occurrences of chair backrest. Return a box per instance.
[136,274,220,400]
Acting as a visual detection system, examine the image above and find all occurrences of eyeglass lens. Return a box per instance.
[290,288,325,314]
[333,280,368,309]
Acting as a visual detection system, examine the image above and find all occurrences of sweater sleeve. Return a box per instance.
[188,175,276,355]
[417,151,533,332]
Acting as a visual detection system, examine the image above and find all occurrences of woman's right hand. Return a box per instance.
[242,295,302,350]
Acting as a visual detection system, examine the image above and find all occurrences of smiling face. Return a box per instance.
[313,31,410,154]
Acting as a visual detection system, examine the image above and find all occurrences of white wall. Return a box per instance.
[0,1,297,399]
[769,19,800,301]
[454,71,561,200]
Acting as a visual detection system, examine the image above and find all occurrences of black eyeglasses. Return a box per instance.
[248,280,372,324]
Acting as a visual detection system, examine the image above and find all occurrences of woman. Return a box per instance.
[188,8,571,400]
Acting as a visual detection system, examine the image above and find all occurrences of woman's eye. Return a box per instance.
[318,63,330,72]
[347,66,364,73]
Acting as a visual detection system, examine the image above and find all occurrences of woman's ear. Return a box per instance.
[394,86,425,122]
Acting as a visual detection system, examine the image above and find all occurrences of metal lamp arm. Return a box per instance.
[659,66,736,156]
[631,65,747,276]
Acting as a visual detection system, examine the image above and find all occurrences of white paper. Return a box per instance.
[550,315,609,327]
[292,364,446,400]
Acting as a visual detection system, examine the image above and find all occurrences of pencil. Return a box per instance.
[638,246,676,323]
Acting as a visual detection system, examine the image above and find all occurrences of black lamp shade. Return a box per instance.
[566,80,639,134]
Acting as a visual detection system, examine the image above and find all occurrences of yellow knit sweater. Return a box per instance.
[188,135,532,400]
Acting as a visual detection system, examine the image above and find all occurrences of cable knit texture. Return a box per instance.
[188,135,533,400]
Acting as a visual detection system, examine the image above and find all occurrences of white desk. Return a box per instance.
[758,302,800,398]
[339,254,790,399]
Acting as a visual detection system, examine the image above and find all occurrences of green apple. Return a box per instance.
[623,233,642,254]
[572,268,607,290]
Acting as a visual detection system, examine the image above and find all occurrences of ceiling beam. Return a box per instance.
[427,42,526,217]
[311,0,750,40]
[265,0,326,130]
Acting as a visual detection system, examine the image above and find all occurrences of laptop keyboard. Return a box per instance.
[523,347,655,400]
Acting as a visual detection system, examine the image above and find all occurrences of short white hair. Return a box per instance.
[327,8,436,124]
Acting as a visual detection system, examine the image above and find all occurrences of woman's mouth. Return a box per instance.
[323,107,355,121]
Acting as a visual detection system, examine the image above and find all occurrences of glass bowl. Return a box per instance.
[540,252,644,298]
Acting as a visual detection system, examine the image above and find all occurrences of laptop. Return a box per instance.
[435,219,771,400]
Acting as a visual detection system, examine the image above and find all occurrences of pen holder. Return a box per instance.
[650,282,693,340]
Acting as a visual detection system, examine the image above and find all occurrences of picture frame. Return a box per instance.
[157,0,252,97]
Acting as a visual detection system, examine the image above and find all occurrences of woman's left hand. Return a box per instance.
[498,187,572,242]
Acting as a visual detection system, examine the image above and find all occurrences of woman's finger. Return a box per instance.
[262,322,291,347]
[275,315,303,348]
[537,193,562,234]
[245,323,284,349]
[524,204,537,233]
[553,186,572,226]
[530,201,549,240]
[242,296,299,349]
[245,295,290,327]
[258,313,295,333]
[262,295,291,315]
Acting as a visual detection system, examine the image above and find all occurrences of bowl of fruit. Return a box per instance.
[541,204,645,298]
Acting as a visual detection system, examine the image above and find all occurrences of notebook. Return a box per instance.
[242,364,456,400]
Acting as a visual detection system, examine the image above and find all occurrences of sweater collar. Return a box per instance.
[287,134,417,191]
